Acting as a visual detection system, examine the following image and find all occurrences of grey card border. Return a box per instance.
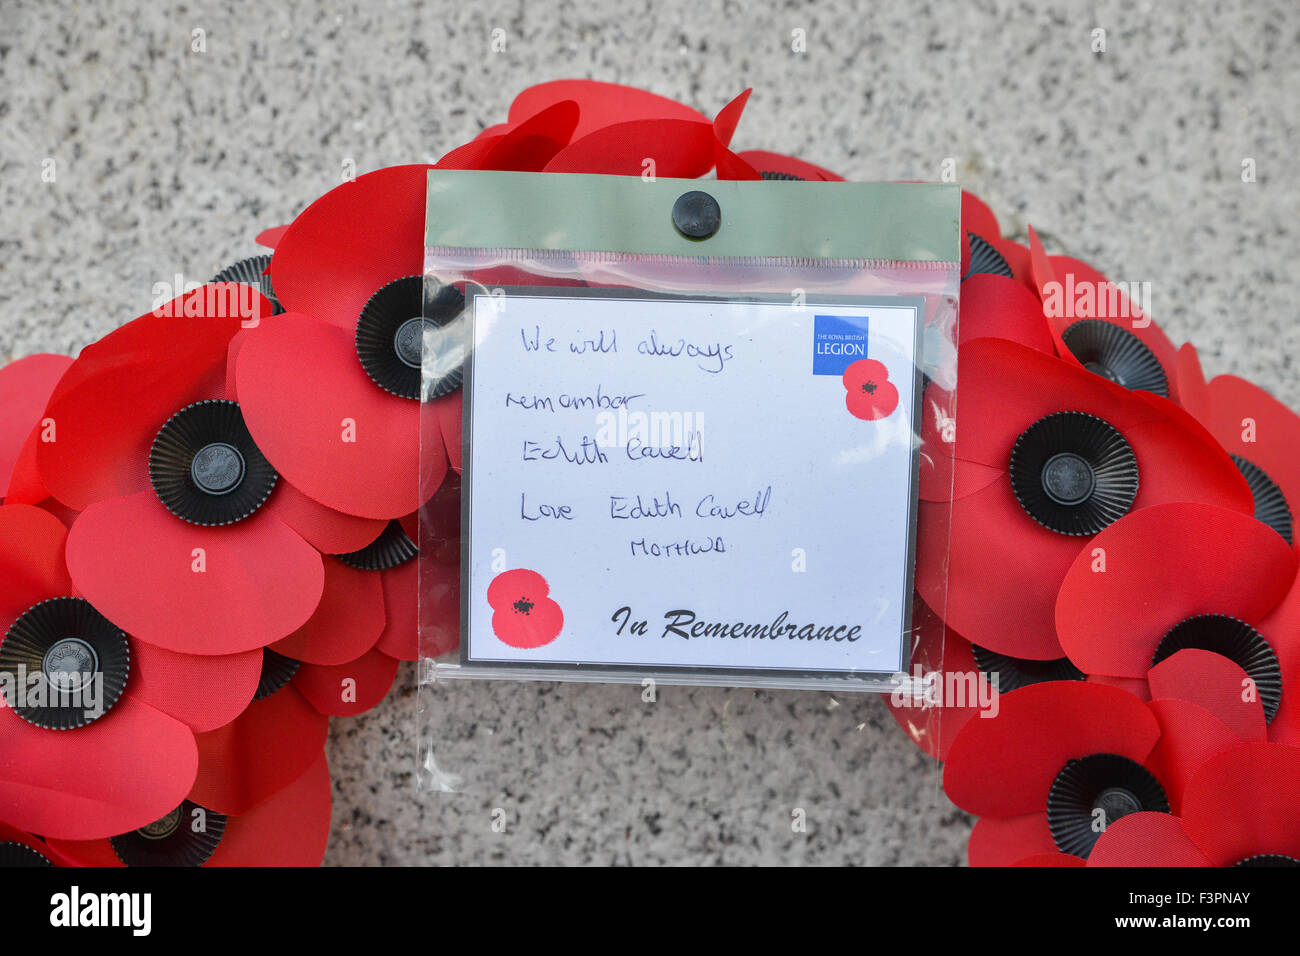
[450,285,925,691]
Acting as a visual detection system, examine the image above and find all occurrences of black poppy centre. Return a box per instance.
[110,800,228,867]
[1153,614,1283,722]
[149,399,278,526]
[1047,752,1169,858]
[1232,455,1293,545]
[963,232,1012,282]
[0,597,130,730]
[969,644,1086,693]
[1061,320,1169,397]
[355,275,466,401]
[1009,411,1140,535]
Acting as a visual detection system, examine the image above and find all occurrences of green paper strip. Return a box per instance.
[426,170,958,262]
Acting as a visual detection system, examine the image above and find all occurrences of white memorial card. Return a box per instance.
[460,288,924,682]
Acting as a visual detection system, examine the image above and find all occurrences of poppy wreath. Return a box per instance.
[1,79,1296,867]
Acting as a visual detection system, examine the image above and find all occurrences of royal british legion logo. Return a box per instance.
[812,313,870,375]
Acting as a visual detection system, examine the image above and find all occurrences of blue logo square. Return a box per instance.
[812,314,870,375]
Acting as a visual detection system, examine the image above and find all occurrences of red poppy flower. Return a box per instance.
[1089,743,1300,867]
[35,285,343,655]
[47,749,331,867]
[1056,502,1296,731]
[1032,252,1180,402]
[245,164,452,520]
[916,337,1253,660]
[842,359,899,421]
[947,681,1259,865]
[1178,343,1299,551]
[0,353,71,502]
[0,504,209,840]
[487,568,563,649]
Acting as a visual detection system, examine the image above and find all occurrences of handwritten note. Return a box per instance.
[462,289,923,679]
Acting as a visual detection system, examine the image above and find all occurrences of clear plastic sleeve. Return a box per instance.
[417,171,959,795]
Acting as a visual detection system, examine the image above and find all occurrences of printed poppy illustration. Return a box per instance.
[487,568,564,649]
[945,680,1264,865]
[842,359,899,421]
[915,337,1253,661]
[1088,742,1300,867]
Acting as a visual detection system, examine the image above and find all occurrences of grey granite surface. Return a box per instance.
[1,0,1297,865]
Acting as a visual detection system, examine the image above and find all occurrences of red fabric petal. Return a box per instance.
[1202,373,1300,524]
[952,341,1252,518]
[0,354,71,496]
[261,479,387,555]
[1087,812,1212,866]
[1087,673,1151,701]
[967,813,1057,867]
[375,559,418,660]
[255,224,289,249]
[206,750,331,866]
[714,144,762,181]
[188,685,328,815]
[544,118,718,177]
[1056,503,1296,678]
[943,681,1160,818]
[236,311,443,519]
[38,288,261,510]
[130,642,261,733]
[1047,255,1179,399]
[1146,698,1251,814]
[438,100,580,171]
[962,190,1001,241]
[271,558,385,665]
[507,80,710,141]
[1147,649,1267,742]
[1025,227,1081,368]
[0,695,197,840]
[2,424,50,504]
[711,89,751,148]
[1182,742,1300,865]
[917,390,1004,502]
[0,503,71,632]
[269,164,431,330]
[990,237,1035,293]
[1175,342,1212,424]
[1261,579,1300,745]
[294,648,399,717]
[916,482,1073,660]
[733,150,844,181]
[958,274,1054,353]
[66,492,324,654]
